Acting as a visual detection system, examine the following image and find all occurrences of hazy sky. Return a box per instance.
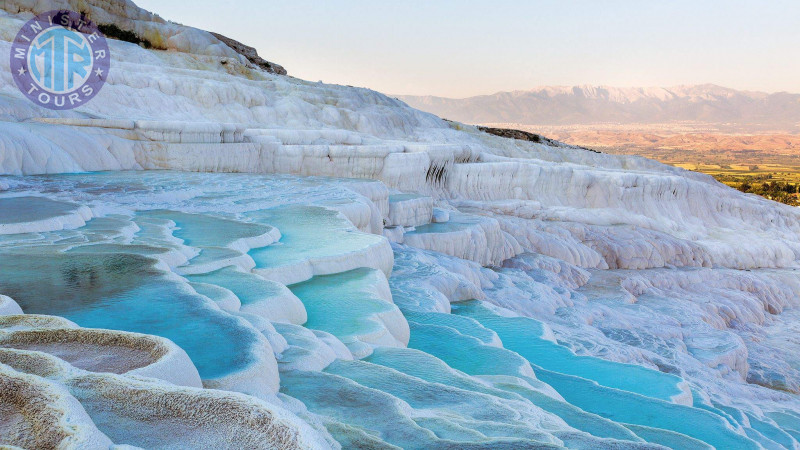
[135,0,800,98]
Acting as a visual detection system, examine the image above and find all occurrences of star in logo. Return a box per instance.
[94,67,104,78]
[17,66,26,76]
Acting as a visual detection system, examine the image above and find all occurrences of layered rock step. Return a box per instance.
[402,211,522,266]
[386,193,434,228]
[0,315,324,449]
[18,119,486,195]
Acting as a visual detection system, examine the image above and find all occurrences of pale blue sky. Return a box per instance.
[135,0,800,98]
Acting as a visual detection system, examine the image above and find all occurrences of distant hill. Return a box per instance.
[398,84,800,131]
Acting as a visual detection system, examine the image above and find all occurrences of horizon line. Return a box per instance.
[391,83,800,100]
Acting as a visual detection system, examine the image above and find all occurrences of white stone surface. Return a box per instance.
[0,295,22,316]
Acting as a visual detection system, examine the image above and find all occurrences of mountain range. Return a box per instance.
[398,84,800,131]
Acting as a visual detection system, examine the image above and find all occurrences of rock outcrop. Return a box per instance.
[211,32,287,75]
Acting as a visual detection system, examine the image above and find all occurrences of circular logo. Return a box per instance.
[10,10,110,110]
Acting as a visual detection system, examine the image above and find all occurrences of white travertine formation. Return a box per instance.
[0,327,202,388]
[387,194,434,227]
[2,0,800,448]
[403,212,523,266]
[0,197,93,235]
[0,344,328,449]
[0,295,22,316]
[0,362,114,449]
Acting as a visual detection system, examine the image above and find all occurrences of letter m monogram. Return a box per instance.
[14,48,25,59]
